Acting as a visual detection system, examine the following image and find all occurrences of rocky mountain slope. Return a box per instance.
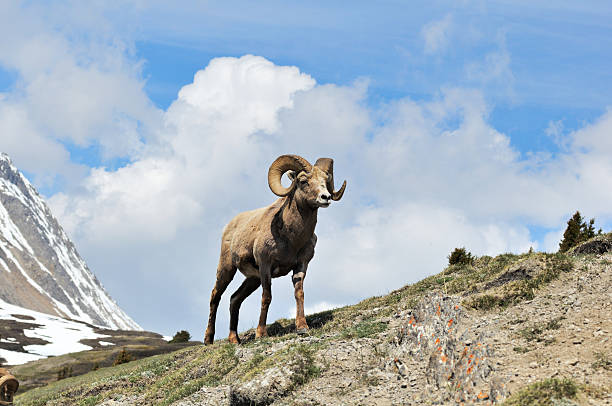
[11,235,612,406]
[0,153,139,330]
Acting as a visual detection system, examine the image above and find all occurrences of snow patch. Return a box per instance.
[0,257,9,273]
[0,348,43,365]
[98,341,114,346]
[0,298,111,365]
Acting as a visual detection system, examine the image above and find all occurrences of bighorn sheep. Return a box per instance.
[204,155,346,344]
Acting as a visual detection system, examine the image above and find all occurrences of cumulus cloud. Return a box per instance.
[51,55,316,246]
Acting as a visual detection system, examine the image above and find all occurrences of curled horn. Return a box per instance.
[314,158,346,201]
[0,368,19,404]
[268,155,312,197]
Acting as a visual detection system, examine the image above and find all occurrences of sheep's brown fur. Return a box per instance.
[204,155,346,344]
[0,368,18,405]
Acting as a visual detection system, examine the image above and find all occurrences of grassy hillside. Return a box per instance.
[8,330,198,394]
[12,235,612,405]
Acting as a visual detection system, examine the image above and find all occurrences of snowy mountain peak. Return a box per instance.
[0,153,141,331]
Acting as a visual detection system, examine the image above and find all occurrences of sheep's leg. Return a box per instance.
[293,236,315,334]
[292,267,309,334]
[204,263,237,345]
[228,277,260,344]
[256,263,272,338]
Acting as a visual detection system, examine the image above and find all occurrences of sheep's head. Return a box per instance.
[268,155,346,208]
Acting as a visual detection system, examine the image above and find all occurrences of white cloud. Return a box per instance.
[287,301,344,319]
[0,1,159,179]
[0,101,86,186]
[309,203,534,302]
[50,55,316,247]
[542,228,564,253]
[422,14,453,55]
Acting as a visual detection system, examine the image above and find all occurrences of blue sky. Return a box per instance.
[134,2,612,141]
[1,1,612,337]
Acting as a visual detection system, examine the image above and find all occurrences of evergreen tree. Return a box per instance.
[581,218,596,240]
[559,211,583,253]
[447,247,474,266]
[559,211,599,252]
[169,330,191,343]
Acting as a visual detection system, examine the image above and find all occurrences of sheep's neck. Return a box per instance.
[280,195,317,249]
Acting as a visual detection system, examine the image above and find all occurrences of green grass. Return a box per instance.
[14,339,323,406]
[289,344,322,387]
[11,341,196,394]
[14,345,234,406]
[143,344,237,406]
[341,320,388,339]
[503,378,578,406]
[466,253,573,310]
[78,395,102,406]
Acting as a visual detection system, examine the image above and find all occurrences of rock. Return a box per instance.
[389,293,506,404]
[230,350,316,405]
[570,235,612,255]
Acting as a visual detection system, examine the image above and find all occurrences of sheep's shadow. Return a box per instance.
[241,310,334,342]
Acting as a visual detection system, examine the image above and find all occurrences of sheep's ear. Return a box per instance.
[286,170,296,181]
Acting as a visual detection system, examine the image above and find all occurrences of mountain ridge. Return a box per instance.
[0,152,140,331]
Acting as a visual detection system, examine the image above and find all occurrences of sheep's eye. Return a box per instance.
[299,178,308,185]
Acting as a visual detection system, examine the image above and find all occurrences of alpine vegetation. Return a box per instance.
[204,155,346,344]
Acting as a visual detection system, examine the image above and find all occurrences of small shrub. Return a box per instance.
[169,330,191,343]
[517,325,543,342]
[545,317,563,330]
[466,294,507,310]
[591,351,612,371]
[448,247,474,266]
[504,378,577,405]
[517,317,564,343]
[113,348,133,366]
[291,345,321,387]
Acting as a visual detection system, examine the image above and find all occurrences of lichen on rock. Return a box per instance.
[389,292,506,404]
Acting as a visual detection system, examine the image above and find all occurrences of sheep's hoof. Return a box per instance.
[204,330,214,345]
[296,328,309,336]
[255,326,268,338]
[228,331,240,344]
